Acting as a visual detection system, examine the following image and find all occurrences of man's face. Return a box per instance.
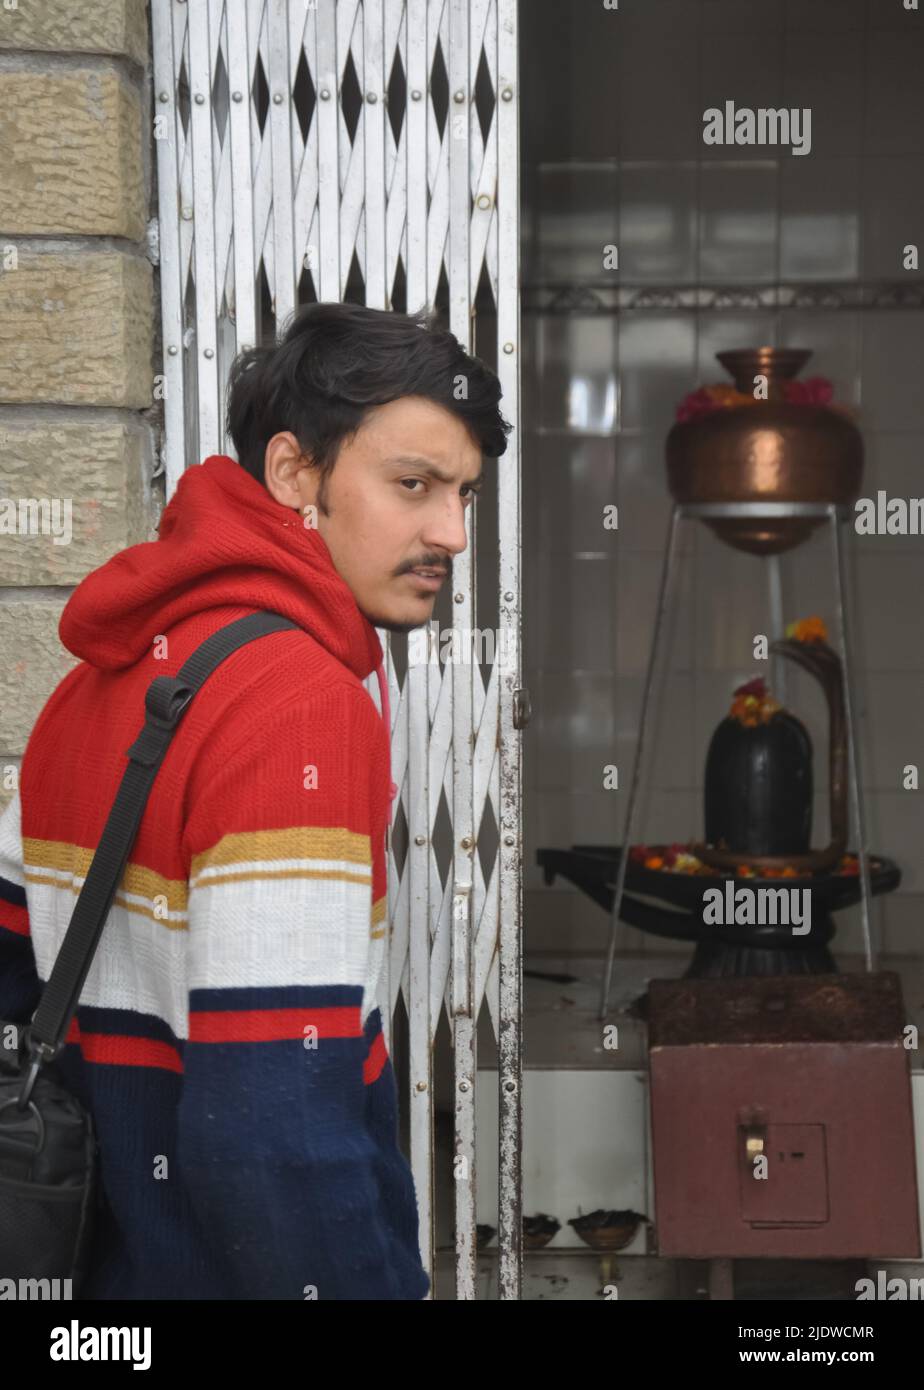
[263,396,483,633]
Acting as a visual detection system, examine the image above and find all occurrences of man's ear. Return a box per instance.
[263,432,315,509]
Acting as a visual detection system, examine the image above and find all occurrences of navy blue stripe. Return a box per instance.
[0,874,26,907]
[54,999,184,1049]
[190,982,363,1012]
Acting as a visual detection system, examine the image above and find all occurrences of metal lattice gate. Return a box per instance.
[151,0,522,1299]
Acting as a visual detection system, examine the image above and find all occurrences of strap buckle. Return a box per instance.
[17,1036,58,1110]
[143,675,195,731]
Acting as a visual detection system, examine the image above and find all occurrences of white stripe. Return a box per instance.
[23,871,384,1035]
[190,855,372,888]
[0,790,25,889]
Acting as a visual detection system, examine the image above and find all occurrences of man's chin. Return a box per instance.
[360,606,435,636]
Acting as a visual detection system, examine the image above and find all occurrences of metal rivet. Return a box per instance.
[461,837,473,850]
[366,91,377,103]
[454,592,464,604]
[453,89,465,102]
[194,93,205,105]
[232,91,243,102]
[411,89,422,100]
[504,835,514,847]
[181,207,192,220]
[415,1080,427,1092]
[320,88,331,100]
[503,342,514,354]
[504,591,514,602]
[501,87,513,101]
[167,345,178,356]
[504,1079,517,1094]
[273,92,284,104]
[158,92,169,103]
[203,348,214,359]
[459,1080,471,1092]
[414,834,426,846]
[476,193,491,210]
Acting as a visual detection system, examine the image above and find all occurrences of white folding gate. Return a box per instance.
[151,0,522,1298]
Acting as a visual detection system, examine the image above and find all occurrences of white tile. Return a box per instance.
[854,553,924,670]
[694,543,773,670]
[616,550,696,674]
[618,162,699,284]
[781,30,865,159]
[778,311,861,401]
[617,434,693,555]
[616,35,704,161]
[864,672,924,790]
[700,39,785,165]
[614,672,698,791]
[698,163,779,283]
[865,31,924,156]
[880,894,924,955]
[532,672,621,792]
[780,160,860,280]
[528,434,619,557]
[855,432,924,553]
[861,313,924,430]
[617,314,698,433]
[534,164,619,284]
[861,156,924,281]
[526,554,618,674]
[871,792,924,894]
[536,316,620,434]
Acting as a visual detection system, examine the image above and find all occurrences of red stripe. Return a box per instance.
[363,1030,388,1085]
[75,1032,184,1073]
[0,900,29,937]
[189,1005,362,1044]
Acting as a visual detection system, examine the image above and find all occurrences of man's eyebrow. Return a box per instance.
[386,455,484,487]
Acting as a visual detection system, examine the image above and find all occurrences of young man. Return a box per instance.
[0,301,512,1299]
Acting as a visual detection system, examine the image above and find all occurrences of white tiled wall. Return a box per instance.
[522,0,924,960]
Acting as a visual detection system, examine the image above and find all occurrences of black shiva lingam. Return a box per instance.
[537,633,899,980]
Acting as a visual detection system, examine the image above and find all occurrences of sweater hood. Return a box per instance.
[59,453,384,683]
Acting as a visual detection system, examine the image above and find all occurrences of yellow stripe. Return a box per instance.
[190,866,372,891]
[190,825,371,878]
[23,828,382,932]
[23,872,189,930]
[23,837,187,911]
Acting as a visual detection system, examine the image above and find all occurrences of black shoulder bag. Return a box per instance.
[0,610,299,1294]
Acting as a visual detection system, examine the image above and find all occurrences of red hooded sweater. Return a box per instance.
[0,453,429,1300]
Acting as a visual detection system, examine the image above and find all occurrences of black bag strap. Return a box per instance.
[18,610,300,1107]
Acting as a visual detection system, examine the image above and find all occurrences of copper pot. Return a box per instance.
[666,348,863,555]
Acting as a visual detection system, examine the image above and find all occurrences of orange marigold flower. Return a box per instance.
[785,615,828,644]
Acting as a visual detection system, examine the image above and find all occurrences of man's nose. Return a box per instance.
[422,496,469,557]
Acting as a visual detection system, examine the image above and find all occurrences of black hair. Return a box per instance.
[225,301,512,487]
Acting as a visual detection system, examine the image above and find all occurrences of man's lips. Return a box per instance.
[406,567,447,591]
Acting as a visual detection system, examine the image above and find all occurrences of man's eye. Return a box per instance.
[400,479,424,492]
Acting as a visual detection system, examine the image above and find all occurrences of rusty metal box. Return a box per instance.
[648,972,921,1258]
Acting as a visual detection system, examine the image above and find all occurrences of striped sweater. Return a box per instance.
[0,453,430,1300]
